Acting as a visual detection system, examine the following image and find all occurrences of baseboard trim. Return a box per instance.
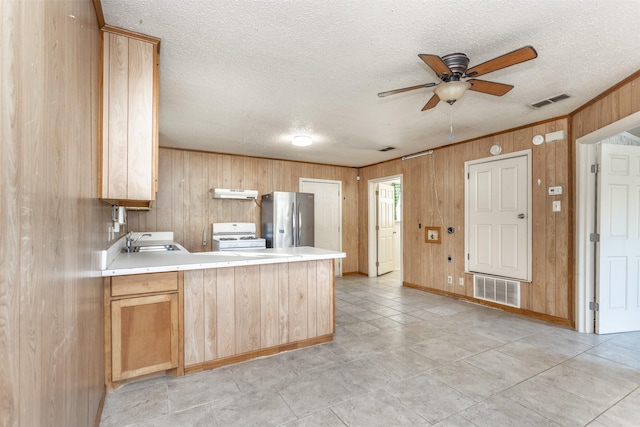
[184,334,334,375]
[94,385,106,427]
[343,271,368,276]
[403,281,572,328]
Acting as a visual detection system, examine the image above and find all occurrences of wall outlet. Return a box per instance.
[553,200,561,212]
[459,277,464,286]
[447,275,453,284]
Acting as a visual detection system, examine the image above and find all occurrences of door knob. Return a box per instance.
[518,213,526,219]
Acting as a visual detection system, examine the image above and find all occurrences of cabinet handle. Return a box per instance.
[202,229,207,246]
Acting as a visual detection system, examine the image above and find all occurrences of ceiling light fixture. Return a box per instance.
[433,81,471,105]
[292,135,312,147]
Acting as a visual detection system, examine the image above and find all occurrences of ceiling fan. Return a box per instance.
[378,46,537,111]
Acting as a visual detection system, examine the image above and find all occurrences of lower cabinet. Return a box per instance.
[104,271,183,390]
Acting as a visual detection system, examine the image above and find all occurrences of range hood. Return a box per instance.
[211,188,259,200]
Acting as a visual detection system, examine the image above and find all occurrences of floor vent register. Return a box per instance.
[473,274,521,308]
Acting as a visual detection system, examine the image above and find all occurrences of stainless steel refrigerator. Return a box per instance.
[261,192,314,248]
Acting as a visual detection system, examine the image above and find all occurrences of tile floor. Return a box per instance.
[100,271,640,426]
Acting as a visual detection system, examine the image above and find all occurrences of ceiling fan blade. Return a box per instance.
[467,79,514,96]
[421,94,440,111]
[465,46,537,78]
[418,54,452,78]
[378,83,436,98]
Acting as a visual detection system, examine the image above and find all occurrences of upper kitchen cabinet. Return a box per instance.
[100,27,160,208]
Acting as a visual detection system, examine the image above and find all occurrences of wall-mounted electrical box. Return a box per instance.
[548,186,563,196]
[545,130,565,142]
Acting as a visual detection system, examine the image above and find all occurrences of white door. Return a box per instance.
[596,143,640,334]
[467,154,530,281]
[300,179,342,276]
[377,183,395,275]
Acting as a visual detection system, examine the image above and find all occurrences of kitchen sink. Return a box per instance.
[127,244,181,253]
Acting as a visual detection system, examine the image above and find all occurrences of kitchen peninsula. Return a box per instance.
[101,233,345,390]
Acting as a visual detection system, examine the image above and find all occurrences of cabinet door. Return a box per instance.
[111,293,178,381]
[101,31,157,203]
[126,37,154,200]
[103,32,129,199]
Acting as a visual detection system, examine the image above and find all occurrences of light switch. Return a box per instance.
[553,201,561,212]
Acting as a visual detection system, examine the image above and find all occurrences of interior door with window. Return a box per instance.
[376,183,395,275]
[596,143,640,334]
[466,153,531,281]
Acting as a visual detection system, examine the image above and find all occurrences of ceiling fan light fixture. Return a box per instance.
[292,135,312,147]
[434,81,471,105]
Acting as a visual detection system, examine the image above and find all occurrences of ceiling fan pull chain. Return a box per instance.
[449,109,455,140]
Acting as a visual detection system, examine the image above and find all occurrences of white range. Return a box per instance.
[212,222,266,251]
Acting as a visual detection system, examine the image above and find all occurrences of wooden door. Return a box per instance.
[377,183,395,275]
[111,293,179,381]
[467,154,530,281]
[596,143,640,333]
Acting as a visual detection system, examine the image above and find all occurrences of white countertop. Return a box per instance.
[101,239,346,277]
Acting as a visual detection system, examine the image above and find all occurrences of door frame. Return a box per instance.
[367,174,403,278]
[464,149,532,281]
[575,109,640,333]
[299,177,343,276]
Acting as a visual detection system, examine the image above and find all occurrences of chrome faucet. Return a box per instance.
[125,232,152,253]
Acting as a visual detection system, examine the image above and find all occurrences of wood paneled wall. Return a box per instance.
[1,1,108,425]
[183,260,334,368]
[127,148,360,273]
[572,72,640,140]
[358,118,573,323]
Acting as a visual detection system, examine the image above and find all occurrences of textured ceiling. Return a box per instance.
[101,0,640,167]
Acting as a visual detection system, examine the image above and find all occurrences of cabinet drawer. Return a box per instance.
[111,272,178,297]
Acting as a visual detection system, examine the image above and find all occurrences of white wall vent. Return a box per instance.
[473,275,520,308]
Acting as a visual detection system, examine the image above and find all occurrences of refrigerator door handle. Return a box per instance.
[297,202,302,246]
[292,202,296,246]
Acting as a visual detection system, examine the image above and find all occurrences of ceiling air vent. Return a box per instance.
[379,146,396,152]
[549,93,570,103]
[529,93,571,109]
